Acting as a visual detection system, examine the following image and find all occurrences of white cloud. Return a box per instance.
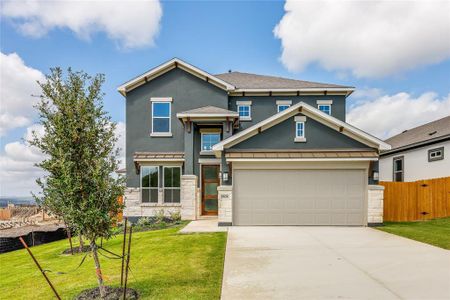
[0,122,126,197]
[0,52,45,136]
[274,0,450,77]
[347,92,450,139]
[1,0,162,49]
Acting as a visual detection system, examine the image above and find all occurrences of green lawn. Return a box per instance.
[0,223,227,299]
[376,217,450,250]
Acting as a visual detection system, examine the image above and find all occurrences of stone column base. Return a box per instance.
[181,175,198,220]
[368,185,384,226]
[218,185,233,226]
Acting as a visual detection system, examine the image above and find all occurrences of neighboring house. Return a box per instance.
[380,116,450,182]
[118,58,390,226]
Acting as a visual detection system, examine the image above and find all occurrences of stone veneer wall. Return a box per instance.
[123,175,198,221]
[218,185,233,226]
[180,175,197,220]
[368,185,384,226]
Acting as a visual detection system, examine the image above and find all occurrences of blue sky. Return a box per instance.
[1,0,449,196]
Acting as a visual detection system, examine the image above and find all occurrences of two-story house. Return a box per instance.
[118,58,390,226]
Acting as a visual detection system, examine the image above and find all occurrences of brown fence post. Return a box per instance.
[123,225,132,300]
[120,217,128,287]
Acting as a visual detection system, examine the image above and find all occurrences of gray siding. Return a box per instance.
[230,95,346,131]
[126,68,228,187]
[231,115,369,150]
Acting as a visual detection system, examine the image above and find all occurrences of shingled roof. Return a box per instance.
[215,71,353,90]
[384,115,450,151]
[177,106,238,117]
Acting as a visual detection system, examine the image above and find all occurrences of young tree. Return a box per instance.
[30,68,124,298]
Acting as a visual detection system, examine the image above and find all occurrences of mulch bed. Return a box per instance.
[75,286,139,300]
[62,245,91,254]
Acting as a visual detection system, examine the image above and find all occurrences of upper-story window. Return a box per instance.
[201,132,221,151]
[151,97,172,136]
[276,100,292,113]
[428,147,444,162]
[317,100,333,115]
[393,156,404,182]
[294,116,306,142]
[237,100,252,121]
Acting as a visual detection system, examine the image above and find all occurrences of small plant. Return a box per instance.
[154,209,165,224]
[169,210,181,224]
[137,217,152,227]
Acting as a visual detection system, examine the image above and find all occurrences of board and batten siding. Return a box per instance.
[379,140,450,182]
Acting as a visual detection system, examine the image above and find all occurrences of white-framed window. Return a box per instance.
[428,147,444,162]
[237,100,252,121]
[393,156,404,182]
[277,104,290,112]
[294,116,306,142]
[163,166,181,203]
[141,166,159,203]
[238,105,251,119]
[318,104,331,115]
[296,122,305,138]
[201,132,221,151]
[317,100,333,115]
[276,100,292,113]
[151,98,172,136]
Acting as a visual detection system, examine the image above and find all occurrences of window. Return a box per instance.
[152,102,171,134]
[238,105,251,119]
[163,166,181,203]
[296,122,305,138]
[318,104,331,115]
[201,133,221,151]
[393,156,404,182]
[277,105,290,112]
[141,166,158,203]
[428,147,444,162]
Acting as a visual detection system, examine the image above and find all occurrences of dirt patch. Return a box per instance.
[61,245,91,254]
[75,286,139,300]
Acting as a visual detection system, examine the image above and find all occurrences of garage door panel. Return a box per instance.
[234,169,365,226]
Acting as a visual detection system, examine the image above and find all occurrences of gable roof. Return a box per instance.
[118,58,355,96]
[215,71,352,90]
[177,106,238,118]
[117,58,235,96]
[212,102,391,156]
[383,115,450,153]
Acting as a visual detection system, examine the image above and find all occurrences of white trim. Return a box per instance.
[294,116,307,122]
[201,131,221,152]
[237,104,252,121]
[236,100,252,105]
[234,88,355,93]
[294,137,306,143]
[198,158,221,164]
[177,112,238,118]
[134,158,185,162]
[118,58,235,96]
[317,100,333,105]
[151,101,172,136]
[226,158,378,162]
[151,97,172,102]
[317,104,332,115]
[162,166,182,204]
[140,165,159,203]
[276,100,292,105]
[212,101,391,155]
[295,121,305,139]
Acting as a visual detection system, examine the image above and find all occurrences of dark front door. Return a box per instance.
[202,165,219,215]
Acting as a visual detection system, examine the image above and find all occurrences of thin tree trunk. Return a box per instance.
[79,235,84,252]
[91,241,106,298]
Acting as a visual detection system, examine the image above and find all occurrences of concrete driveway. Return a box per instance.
[221,227,450,300]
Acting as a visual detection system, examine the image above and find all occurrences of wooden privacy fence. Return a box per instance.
[380,176,450,222]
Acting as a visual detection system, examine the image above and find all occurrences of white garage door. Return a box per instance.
[234,169,366,225]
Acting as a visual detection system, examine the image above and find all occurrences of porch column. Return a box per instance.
[221,120,232,185]
[184,121,194,174]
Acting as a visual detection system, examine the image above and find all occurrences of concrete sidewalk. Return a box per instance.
[179,219,228,233]
[221,226,450,300]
